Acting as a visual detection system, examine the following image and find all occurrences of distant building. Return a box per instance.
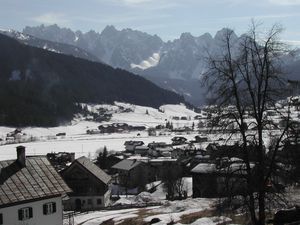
[0,146,71,225]
[124,140,145,153]
[134,145,149,156]
[98,123,130,133]
[171,136,187,145]
[47,152,75,172]
[62,156,111,210]
[171,144,196,158]
[194,135,208,143]
[148,142,173,157]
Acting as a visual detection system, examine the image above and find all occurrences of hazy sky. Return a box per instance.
[1,0,300,45]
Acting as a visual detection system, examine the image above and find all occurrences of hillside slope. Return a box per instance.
[0,34,184,127]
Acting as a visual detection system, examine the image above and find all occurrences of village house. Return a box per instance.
[206,143,258,161]
[148,142,173,157]
[148,158,177,179]
[86,129,101,134]
[172,126,193,133]
[97,124,113,133]
[0,146,71,225]
[194,115,202,120]
[171,136,188,145]
[130,125,146,131]
[290,96,300,111]
[100,154,123,172]
[134,145,149,156]
[5,129,28,143]
[191,160,254,198]
[171,143,197,159]
[124,140,145,153]
[47,152,75,172]
[62,156,111,210]
[194,135,208,143]
[98,123,130,133]
[111,159,151,189]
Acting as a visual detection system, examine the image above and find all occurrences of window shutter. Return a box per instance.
[18,209,22,220]
[29,207,33,218]
[43,204,47,215]
[0,213,3,224]
[52,202,56,213]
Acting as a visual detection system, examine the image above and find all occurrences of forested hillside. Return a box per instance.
[0,34,184,127]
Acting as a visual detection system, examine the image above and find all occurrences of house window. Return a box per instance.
[0,213,3,225]
[97,199,102,205]
[87,199,92,205]
[43,202,57,215]
[18,207,33,221]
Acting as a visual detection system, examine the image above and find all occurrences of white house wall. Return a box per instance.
[0,196,63,225]
[66,190,111,210]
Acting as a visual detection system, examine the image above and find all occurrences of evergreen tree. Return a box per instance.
[96,146,108,169]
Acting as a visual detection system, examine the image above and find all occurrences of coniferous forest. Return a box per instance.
[0,34,184,126]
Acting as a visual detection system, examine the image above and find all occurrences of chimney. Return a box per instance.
[16,146,26,167]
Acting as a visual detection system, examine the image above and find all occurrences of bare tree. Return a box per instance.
[203,22,291,225]
[161,162,187,200]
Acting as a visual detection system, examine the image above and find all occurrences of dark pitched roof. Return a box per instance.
[124,141,144,146]
[0,156,72,207]
[71,156,111,185]
[112,159,143,171]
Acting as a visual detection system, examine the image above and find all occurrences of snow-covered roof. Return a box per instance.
[173,143,190,149]
[191,162,254,174]
[112,159,143,171]
[150,157,177,162]
[191,163,217,173]
[155,146,173,152]
[134,145,149,150]
[127,155,149,161]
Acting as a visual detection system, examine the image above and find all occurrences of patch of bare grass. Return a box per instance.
[100,219,114,225]
[178,209,216,224]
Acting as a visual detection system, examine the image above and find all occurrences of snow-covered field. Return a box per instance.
[73,198,224,225]
[0,103,201,160]
[0,101,295,161]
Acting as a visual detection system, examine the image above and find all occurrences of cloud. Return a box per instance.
[269,0,300,5]
[223,13,300,21]
[75,13,171,25]
[30,13,70,25]
[282,39,300,47]
[120,0,152,4]
[107,0,180,9]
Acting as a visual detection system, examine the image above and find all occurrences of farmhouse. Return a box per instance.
[112,159,150,189]
[191,161,254,198]
[62,156,111,210]
[0,146,71,225]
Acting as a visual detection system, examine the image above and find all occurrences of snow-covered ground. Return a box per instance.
[72,178,232,225]
[74,208,143,225]
[73,198,222,225]
[0,101,296,162]
[113,177,193,204]
[0,103,201,160]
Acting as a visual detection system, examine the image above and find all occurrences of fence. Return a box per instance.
[63,211,75,225]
